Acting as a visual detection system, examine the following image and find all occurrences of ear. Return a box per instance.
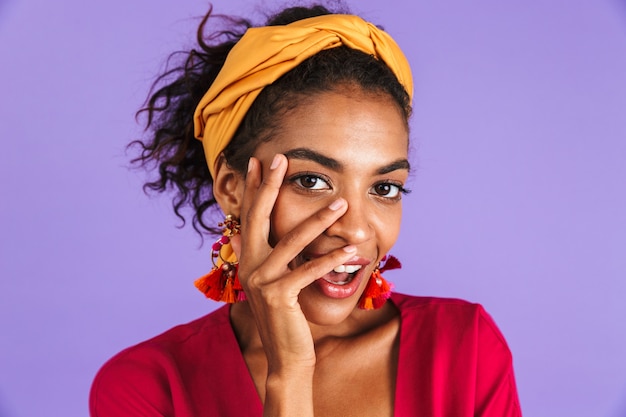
[212,154,245,218]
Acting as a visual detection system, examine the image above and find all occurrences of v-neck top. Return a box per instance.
[90,293,522,416]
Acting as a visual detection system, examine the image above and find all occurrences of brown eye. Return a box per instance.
[294,175,330,190]
[375,183,393,196]
[370,182,404,199]
[299,176,319,188]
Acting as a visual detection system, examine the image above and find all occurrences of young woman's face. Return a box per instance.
[252,88,410,326]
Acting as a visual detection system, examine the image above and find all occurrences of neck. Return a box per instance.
[229,300,398,353]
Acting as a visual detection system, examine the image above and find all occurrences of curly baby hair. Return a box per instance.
[129,2,412,238]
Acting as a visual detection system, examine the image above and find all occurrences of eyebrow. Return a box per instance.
[283,148,342,171]
[283,147,411,174]
[377,159,411,175]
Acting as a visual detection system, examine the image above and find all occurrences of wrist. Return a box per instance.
[264,371,314,417]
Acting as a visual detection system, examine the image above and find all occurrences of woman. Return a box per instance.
[90,3,522,416]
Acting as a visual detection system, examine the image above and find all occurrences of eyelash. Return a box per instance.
[371,182,411,200]
[289,172,332,191]
[288,173,411,201]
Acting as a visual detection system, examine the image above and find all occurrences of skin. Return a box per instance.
[212,87,410,417]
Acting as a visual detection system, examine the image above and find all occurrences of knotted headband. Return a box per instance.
[193,14,414,178]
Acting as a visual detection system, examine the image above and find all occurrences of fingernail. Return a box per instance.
[247,158,254,173]
[343,245,357,253]
[328,198,346,211]
[270,154,282,170]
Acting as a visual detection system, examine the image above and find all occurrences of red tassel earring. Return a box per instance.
[194,215,246,303]
[358,255,401,310]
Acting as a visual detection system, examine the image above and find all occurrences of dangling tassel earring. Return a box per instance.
[194,215,246,303]
[358,255,401,310]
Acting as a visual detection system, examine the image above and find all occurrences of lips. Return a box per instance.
[297,253,372,299]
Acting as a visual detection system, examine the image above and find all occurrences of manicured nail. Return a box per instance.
[247,158,254,173]
[343,245,357,253]
[328,198,346,211]
[270,154,282,170]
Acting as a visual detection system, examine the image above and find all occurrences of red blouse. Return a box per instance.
[90,293,522,416]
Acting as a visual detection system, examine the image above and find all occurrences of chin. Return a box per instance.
[297,284,364,327]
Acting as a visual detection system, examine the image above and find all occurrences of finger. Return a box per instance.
[239,156,261,230]
[248,244,358,296]
[290,244,358,291]
[238,156,268,262]
[242,154,288,257]
[260,197,349,272]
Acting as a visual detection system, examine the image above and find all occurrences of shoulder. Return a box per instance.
[391,292,507,339]
[391,292,513,366]
[391,293,521,415]
[89,306,231,416]
[391,291,482,313]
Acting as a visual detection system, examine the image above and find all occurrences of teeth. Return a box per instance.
[333,264,362,274]
[333,265,346,273]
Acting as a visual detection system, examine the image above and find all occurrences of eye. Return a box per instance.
[370,182,410,199]
[293,174,331,190]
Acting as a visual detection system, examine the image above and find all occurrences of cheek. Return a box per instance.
[373,205,402,254]
[268,191,319,244]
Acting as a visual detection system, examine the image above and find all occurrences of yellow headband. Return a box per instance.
[193,14,414,178]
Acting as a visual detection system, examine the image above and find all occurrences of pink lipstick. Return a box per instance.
[309,255,371,299]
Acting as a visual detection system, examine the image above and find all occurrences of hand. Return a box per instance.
[231,154,356,376]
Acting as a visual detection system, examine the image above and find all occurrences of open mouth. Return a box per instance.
[295,253,371,299]
[323,264,363,285]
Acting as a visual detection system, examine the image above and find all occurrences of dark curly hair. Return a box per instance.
[130,2,412,239]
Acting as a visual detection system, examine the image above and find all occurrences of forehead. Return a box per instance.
[256,89,409,160]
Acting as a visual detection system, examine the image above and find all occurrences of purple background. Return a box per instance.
[1,0,625,416]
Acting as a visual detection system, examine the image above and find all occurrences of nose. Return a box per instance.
[324,194,374,245]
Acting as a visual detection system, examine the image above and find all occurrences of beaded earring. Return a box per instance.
[358,255,401,310]
[194,215,246,303]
